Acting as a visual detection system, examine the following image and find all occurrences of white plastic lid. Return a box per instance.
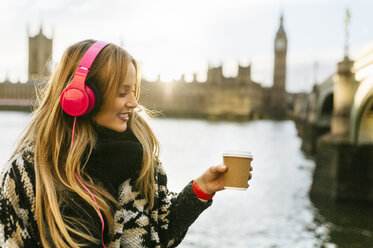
[222,151,253,159]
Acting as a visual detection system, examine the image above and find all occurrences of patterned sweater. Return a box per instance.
[0,145,212,247]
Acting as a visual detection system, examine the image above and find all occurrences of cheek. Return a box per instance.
[92,106,113,124]
[93,99,124,123]
[114,98,125,109]
[93,111,108,123]
[103,99,123,113]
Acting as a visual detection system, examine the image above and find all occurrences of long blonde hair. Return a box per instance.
[14,39,160,247]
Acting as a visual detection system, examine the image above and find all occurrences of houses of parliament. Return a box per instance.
[0,16,291,120]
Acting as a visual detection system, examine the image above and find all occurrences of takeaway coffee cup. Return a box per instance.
[222,151,253,190]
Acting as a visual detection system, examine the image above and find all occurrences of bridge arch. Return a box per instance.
[319,93,333,127]
[316,76,334,127]
[350,76,373,144]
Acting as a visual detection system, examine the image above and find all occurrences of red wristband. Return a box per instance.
[192,180,215,200]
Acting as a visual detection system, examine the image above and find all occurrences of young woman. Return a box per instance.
[0,40,253,248]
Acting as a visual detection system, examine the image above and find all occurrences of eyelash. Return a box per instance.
[118,91,135,98]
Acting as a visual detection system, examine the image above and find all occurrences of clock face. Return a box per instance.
[276,39,285,49]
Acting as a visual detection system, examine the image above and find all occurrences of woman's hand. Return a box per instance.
[195,164,253,195]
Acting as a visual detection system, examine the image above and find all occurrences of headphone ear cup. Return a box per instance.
[60,86,90,116]
[85,81,102,116]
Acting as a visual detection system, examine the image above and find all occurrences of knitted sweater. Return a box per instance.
[0,144,212,247]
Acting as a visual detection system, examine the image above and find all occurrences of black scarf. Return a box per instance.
[85,125,143,197]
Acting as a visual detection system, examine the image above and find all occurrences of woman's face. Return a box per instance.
[92,62,138,132]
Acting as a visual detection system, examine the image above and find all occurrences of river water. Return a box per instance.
[0,111,372,248]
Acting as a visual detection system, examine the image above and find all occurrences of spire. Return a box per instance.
[313,61,319,84]
[119,34,125,48]
[344,8,351,59]
[193,73,198,83]
[4,71,11,83]
[277,14,285,34]
[51,25,55,38]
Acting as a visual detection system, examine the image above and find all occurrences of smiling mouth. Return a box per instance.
[117,113,129,121]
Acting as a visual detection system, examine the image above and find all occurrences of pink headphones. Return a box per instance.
[60,41,110,247]
[60,41,110,116]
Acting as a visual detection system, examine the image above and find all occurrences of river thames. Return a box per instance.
[0,111,372,248]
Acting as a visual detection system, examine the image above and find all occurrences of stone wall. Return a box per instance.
[139,77,272,120]
[311,134,373,203]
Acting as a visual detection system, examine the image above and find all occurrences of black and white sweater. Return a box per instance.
[0,142,211,247]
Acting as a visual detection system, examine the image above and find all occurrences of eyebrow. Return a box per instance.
[122,85,133,90]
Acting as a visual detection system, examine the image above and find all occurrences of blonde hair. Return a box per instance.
[14,39,160,247]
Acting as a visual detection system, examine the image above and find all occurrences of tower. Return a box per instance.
[273,14,287,90]
[237,63,251,85]
[331,8,358,138]
[206,64,223,84]
[28,27,53,80]
[271,14,288,118]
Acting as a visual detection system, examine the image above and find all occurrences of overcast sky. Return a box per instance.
[1,0,372,93]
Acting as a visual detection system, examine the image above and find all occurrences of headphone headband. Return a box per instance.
[70,41,110,88]
[80,41,110,71]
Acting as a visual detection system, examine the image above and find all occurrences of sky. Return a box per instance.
[0,0,372,93]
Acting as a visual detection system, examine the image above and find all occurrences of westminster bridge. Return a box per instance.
[293,44,373,204]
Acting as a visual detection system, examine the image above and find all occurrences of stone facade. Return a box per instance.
[28,28,53,80]
[0,80,39,111]
[311,134,373,203]
[331,57,358,136]
[139,64,267,120]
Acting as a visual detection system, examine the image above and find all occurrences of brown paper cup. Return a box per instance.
[223,151,253,190]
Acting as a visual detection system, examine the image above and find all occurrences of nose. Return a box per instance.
[125,93,138,109]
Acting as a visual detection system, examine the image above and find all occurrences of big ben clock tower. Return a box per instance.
[271,14,288,118]
[28,27,53,80]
